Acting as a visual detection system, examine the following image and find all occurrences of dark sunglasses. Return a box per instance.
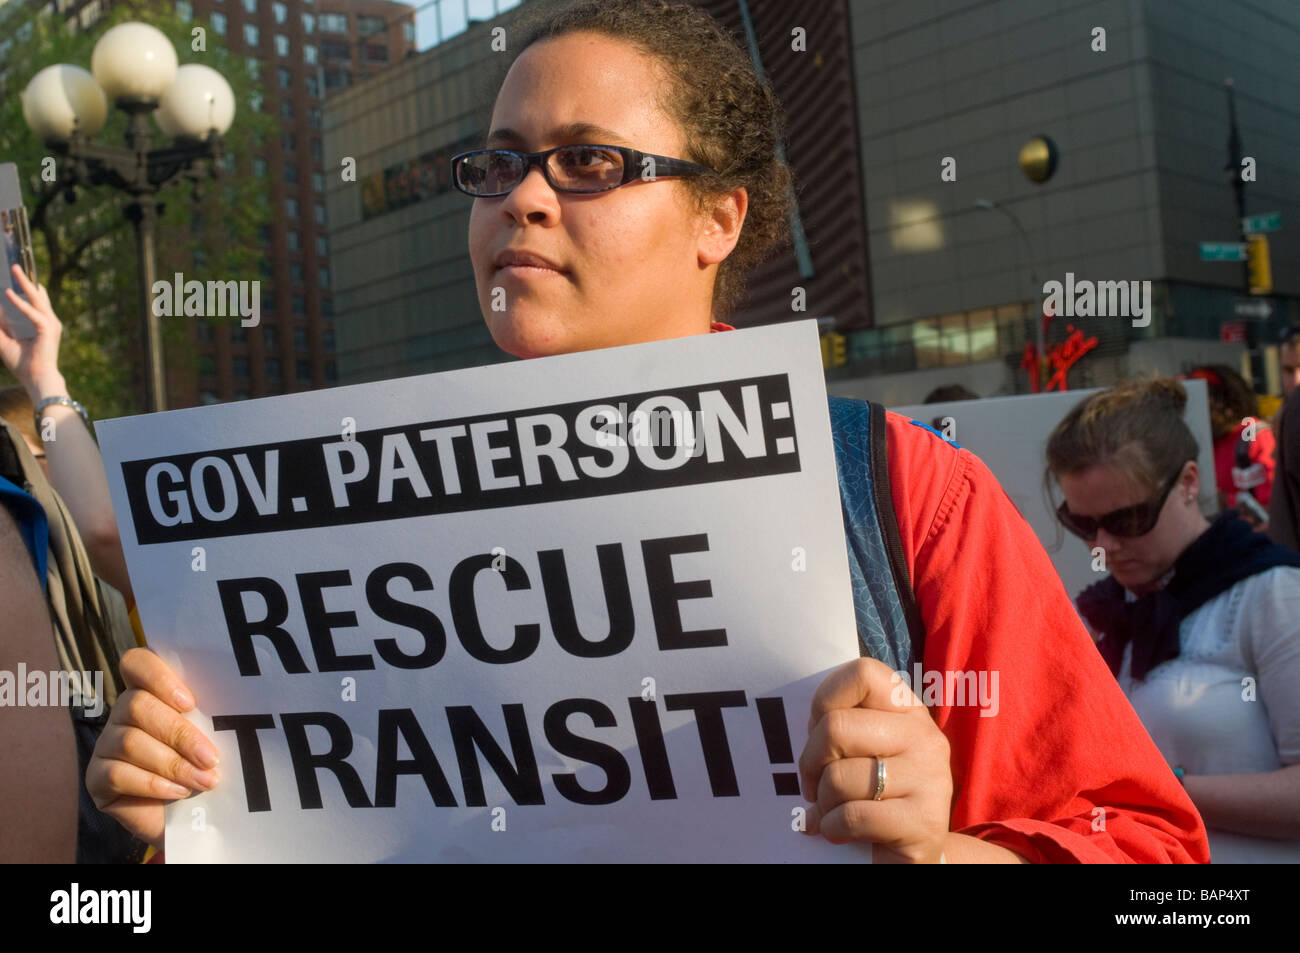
[450,144,716,197]
[1056,466,1187,541]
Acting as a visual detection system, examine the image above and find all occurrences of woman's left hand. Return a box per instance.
[798,656,953,862]
[0,263,64,397]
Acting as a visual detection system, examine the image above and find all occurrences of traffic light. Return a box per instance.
[821,331,847,369]
[1247,234,1272,294]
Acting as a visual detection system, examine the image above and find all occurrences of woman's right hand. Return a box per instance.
[86,648,221,851]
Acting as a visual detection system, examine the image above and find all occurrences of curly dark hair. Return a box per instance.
[1186,364,1258,439]
[485,0,794,318]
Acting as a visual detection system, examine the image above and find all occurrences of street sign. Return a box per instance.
[1242,211,1281,234]
[1220,322,1246,343]
[1234,298,1272,319]
[1200,242,1247,261]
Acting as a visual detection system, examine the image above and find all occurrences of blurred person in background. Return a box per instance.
[1,262,145,862]
[0,466,77,862]
[1,265,134,607]
[1185,364,1274,526]
[1273,328,1300,429]
[1048,377,1300,862]
[1269,385,1300,551]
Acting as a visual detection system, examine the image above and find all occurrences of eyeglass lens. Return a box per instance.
[457,147,627,194]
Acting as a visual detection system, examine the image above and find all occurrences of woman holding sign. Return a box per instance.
[88,0,1208,863]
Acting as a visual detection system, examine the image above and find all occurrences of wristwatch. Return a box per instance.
[33,395,90,434]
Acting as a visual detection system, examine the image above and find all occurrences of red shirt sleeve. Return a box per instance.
[883,412,1211,863]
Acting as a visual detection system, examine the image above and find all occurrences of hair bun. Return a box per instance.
[1146,377,1187,414]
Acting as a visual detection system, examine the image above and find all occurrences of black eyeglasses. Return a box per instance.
[1056,466,1187,541]
[451,144,716,197]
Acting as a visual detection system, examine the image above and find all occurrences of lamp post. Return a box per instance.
[20,22,235,412]
[974,197,1045,390]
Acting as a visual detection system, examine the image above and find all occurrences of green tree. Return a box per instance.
[0,0,274,418]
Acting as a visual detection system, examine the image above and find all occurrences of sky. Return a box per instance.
[399,0,526,53]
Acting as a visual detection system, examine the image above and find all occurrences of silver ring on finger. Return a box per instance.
[874,757,887,801]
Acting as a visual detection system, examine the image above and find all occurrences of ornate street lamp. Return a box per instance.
[21,22,235,412]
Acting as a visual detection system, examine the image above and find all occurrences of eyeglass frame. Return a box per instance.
[1055,464,1190,541]
[450,144,717,197]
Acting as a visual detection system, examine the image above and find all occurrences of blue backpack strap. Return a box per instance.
[828,397,925,673]
[0,473,48,592]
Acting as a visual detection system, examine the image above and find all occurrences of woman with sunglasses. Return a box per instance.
[1050,377,1300,861]
[87,0,1209,864]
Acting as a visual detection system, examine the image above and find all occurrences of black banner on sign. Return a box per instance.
[121,375,801,544]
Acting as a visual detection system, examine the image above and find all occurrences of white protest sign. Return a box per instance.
[97,321,871,862]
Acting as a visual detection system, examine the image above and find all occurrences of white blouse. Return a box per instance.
[1118,566,1300,863]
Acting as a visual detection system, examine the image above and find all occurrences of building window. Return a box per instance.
[323,329,335,350]
[320,13,347,33]
[309,171,324,193]
[283,163,298,184]
[321,298,333,317]
[242,0,256,12]
[245,57,260,80]
[294,328,308,350]
[277,66,291,89]
[200,354,216,375]
[249,89,263,111]
[282,132,295,153]
[358,15,385,35]
[253,157,267,178]
[309,107,322,131]
[323,70,349,91]
[280,100,294,121]
[302,12,314,33]
[273,2,287,24]
[304,44,317,65]
[314,202,326,225]
[296,360,311,380]
[316,235,328,256]
[318,266,330,289]
[325,361,337,382]
[286,197,299,218]
[290,262,304,284]
[263,325,278,349]
[262,291,276,315]
[266,358,281,381]
[310,139,323,163]
[403,22,414,44]
[200,391,220,406]
[197,321,213,342]
[275,35,290,57]
[233,357,250,379]
[177,1,192,22]
[211,11,227,34]
[231,323,247,344]
[322,40,349,60]
[259,259,272,278]
[257,223,271,244]
[287,229,300,251]
[292,295,305,316]
[305,76,320,98]
[365,44,388,63]
[243,24,258,46]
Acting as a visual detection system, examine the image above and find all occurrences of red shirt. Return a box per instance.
[713,322,1210,862]
[1214,422,1275,509]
